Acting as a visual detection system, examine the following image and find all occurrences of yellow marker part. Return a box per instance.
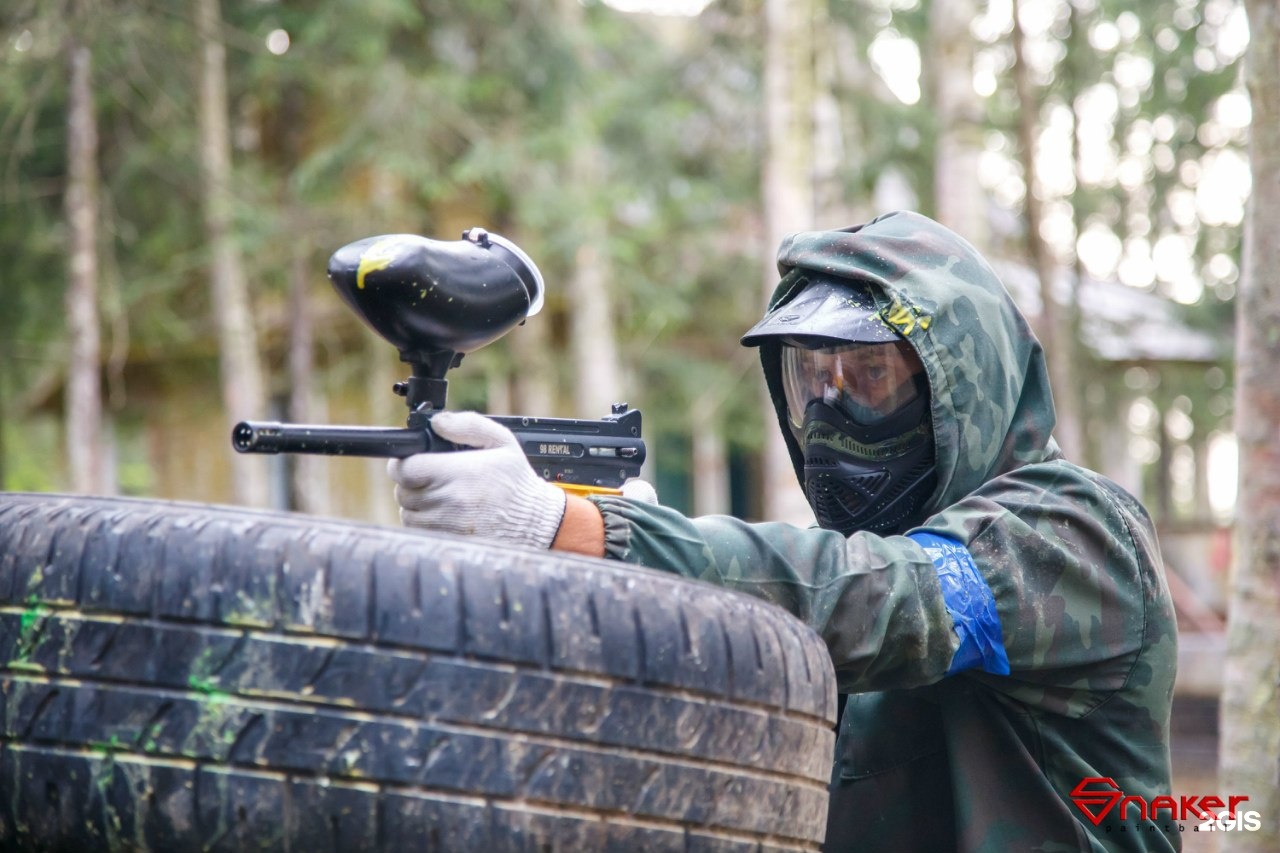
[553,483,623,498]
[356,239,400,290]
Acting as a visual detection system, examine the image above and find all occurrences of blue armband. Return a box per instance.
[908,531,1010,676]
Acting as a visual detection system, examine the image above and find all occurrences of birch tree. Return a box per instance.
[691,391,731,516]
[760,0,817,524]
[196,0,269,507]
[557,0,623,420]
[1220,1,1280,847]
[64,0,107,494]
[275,79,327,516]
[1009,0,1082,461]
[928,0,987,247]
[287,236,328,516]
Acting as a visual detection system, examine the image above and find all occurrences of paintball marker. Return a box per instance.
[231,228,645,497]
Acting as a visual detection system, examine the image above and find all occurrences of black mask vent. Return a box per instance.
[806,470,890,532]
[799,399,937,536]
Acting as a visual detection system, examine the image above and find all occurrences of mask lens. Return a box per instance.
[782,340,925,429]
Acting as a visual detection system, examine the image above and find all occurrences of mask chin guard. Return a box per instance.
[798,400,937,536]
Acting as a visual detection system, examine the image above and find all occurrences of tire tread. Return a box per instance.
[0,494,836,851]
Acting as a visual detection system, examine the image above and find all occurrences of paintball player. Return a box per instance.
[387,211,1179,852]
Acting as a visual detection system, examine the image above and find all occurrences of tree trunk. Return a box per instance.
[509,309,556,415]
[1156,402,1173,521]
[0,355,6,488]
[557,0,622,420]
[287,236,329,516]
[196,0,269,507]
[272,75,326,516]
[1009,0,1082,461]
[1065,0,1093,471]
[928,0,987,248]
[811,3,855,226]
[691,392,730,516]
[1220,2,1280,848]
[64,12,108,495]
[566,221,622,417]
[760,0,817,525]
[364,330,402,527]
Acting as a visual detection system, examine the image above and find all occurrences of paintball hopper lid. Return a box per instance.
[741,276,900,348]
[327,228,544,362]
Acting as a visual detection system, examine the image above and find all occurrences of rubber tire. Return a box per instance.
[0,494,836,852]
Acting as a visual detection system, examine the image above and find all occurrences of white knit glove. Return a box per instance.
[387,411,567,549]
[620,478,658,504]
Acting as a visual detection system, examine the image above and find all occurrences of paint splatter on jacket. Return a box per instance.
[591,211,1179,852]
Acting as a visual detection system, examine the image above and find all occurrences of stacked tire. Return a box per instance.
[0,494,836,852]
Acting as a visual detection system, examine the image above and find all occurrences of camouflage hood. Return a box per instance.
[754,210,1061,513]
[601,210,1172,851]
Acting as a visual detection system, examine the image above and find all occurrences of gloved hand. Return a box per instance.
[387,411,567,549]
[620,478,658,504]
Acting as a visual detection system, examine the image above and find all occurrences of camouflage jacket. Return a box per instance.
[591,212,1179,852]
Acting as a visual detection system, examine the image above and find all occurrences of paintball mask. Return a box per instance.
[743,278,937,536]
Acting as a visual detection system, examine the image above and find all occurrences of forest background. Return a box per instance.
[2,0,1278,849]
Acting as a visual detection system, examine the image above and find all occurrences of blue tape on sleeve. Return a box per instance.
[908,531,1011,676]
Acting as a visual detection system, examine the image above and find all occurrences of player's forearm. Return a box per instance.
[551,495,606,557]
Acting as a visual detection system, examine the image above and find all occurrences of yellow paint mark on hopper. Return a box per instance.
[356,239,400,289]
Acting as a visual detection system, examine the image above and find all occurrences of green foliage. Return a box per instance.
[1,416,62,491]
[1,6,73,392]
[0,0,1249,511]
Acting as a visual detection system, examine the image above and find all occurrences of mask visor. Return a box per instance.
[781,339,926,431]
